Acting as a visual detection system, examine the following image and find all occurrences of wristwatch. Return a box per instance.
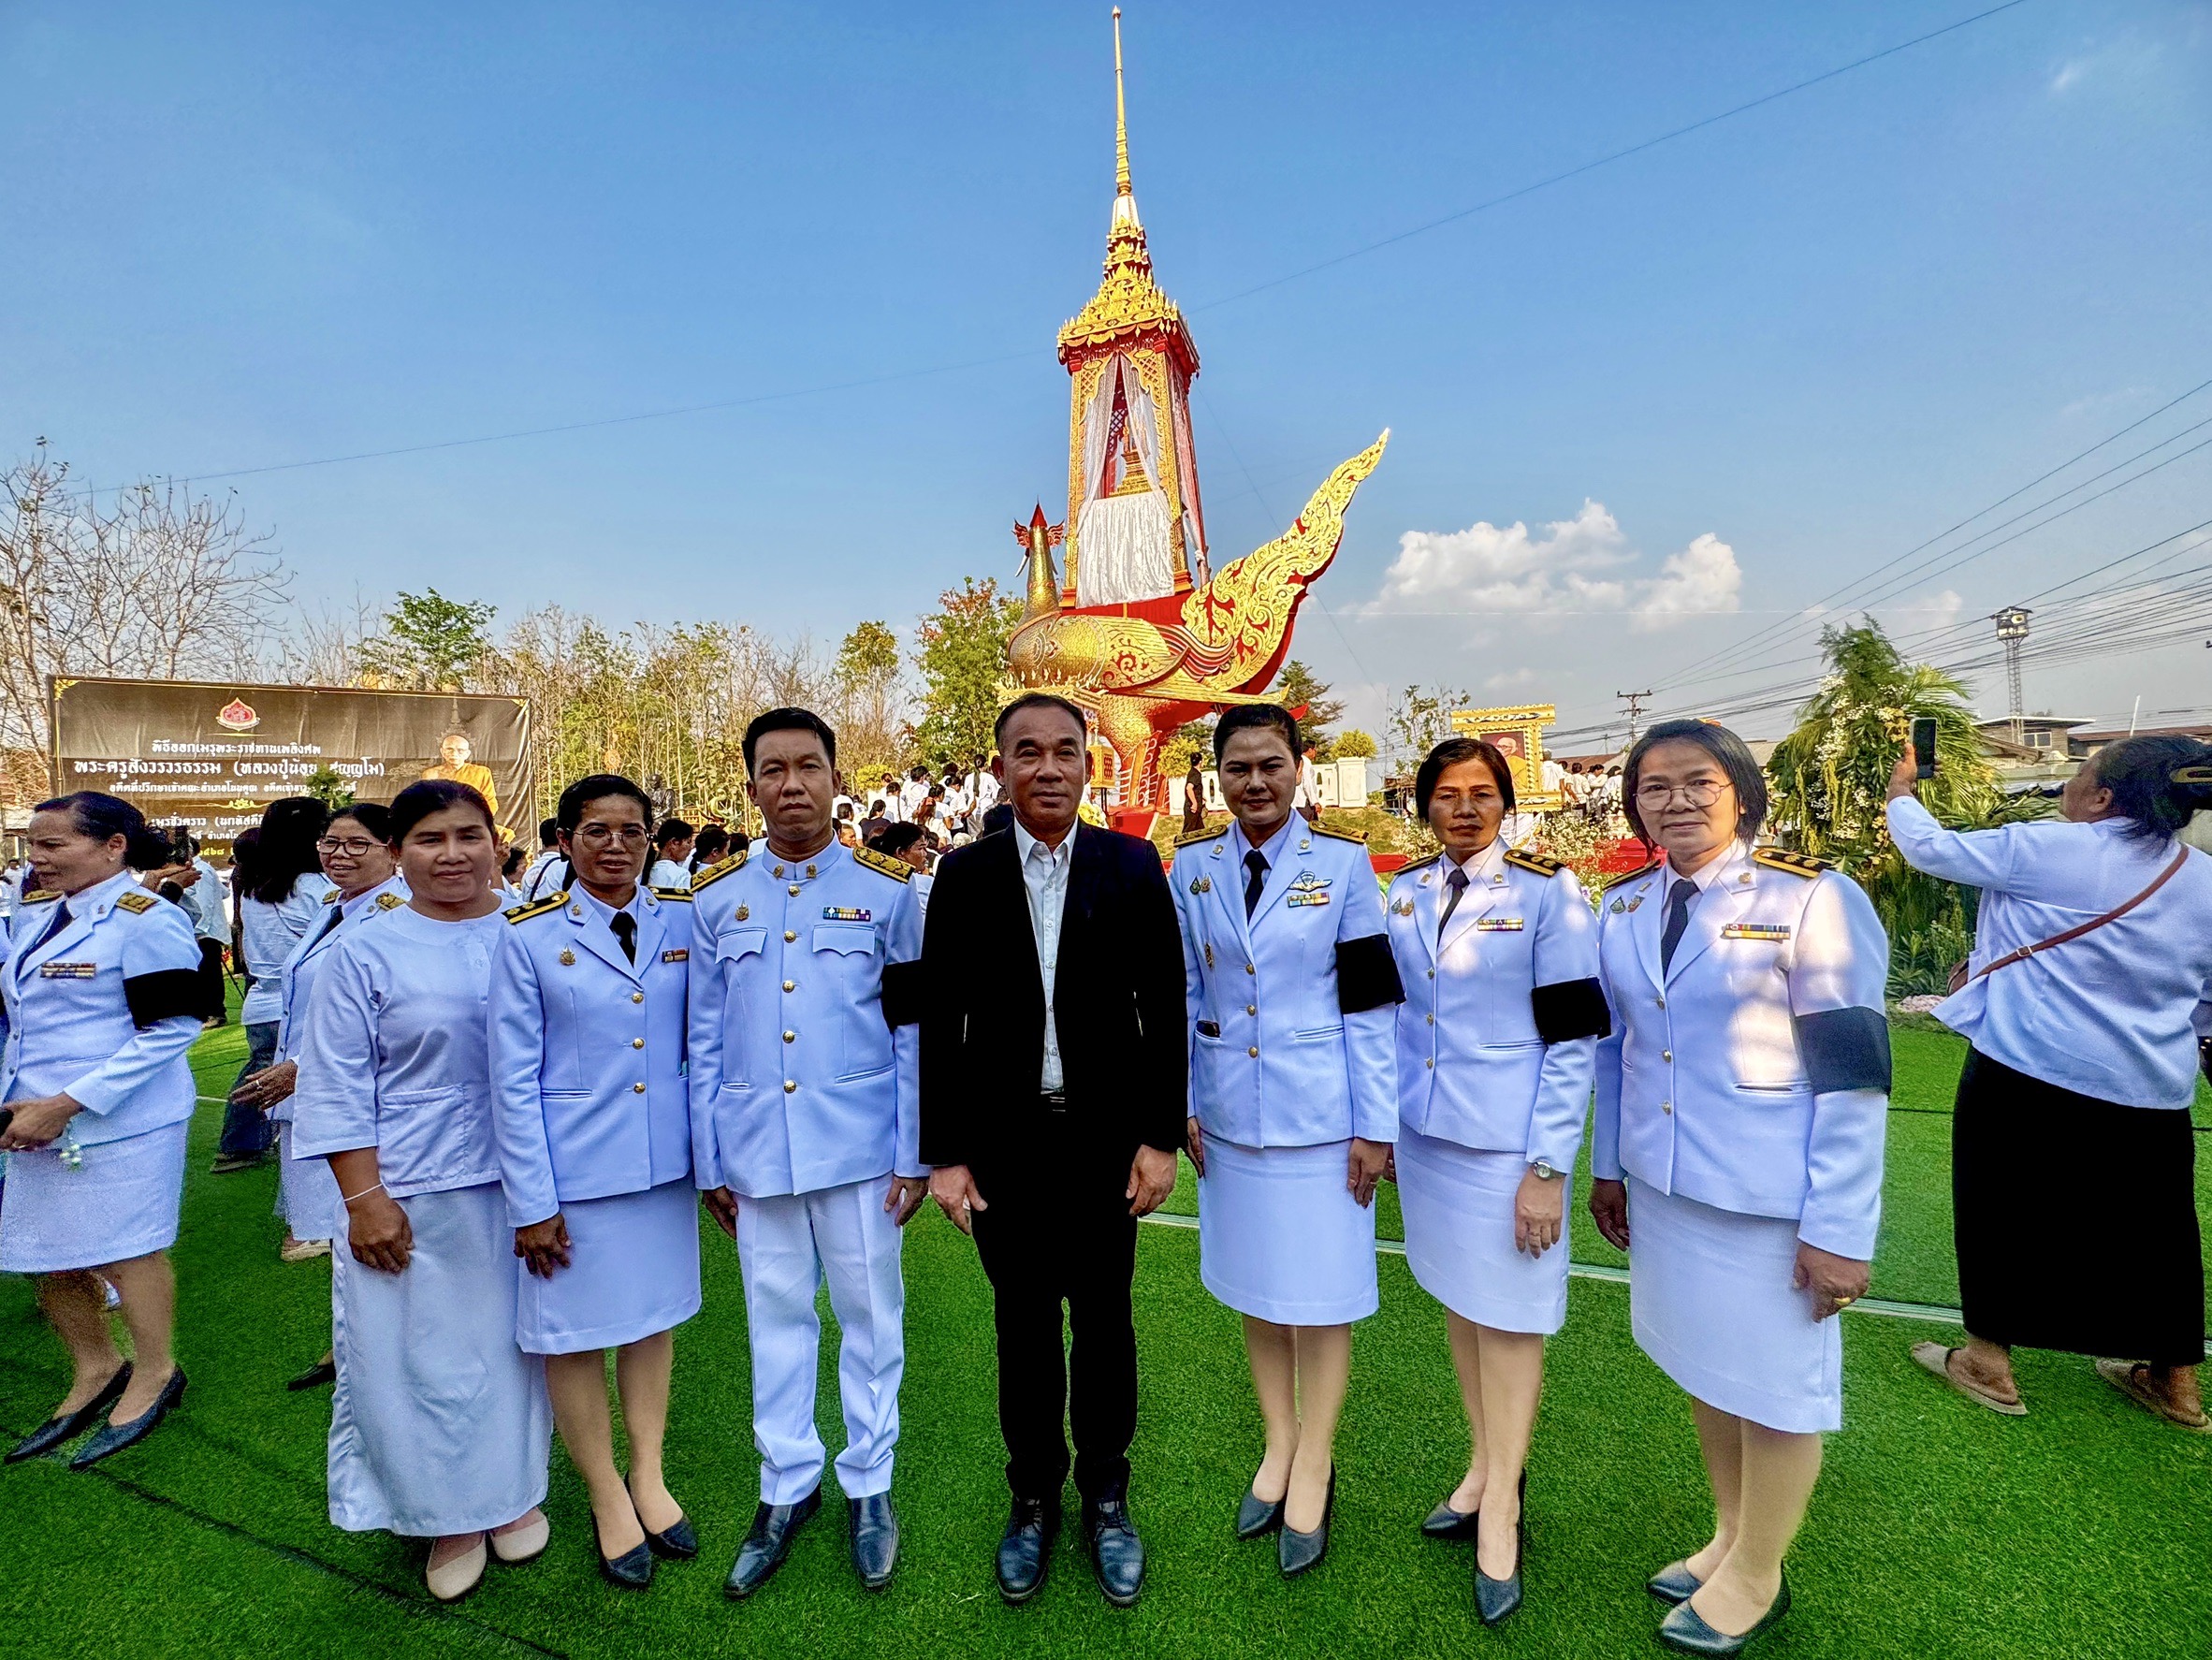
[1530,1158,1560,1182]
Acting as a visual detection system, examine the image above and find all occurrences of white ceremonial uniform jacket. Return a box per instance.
[1887,796,2212,1109]
[1593,841,1892,1260]
[271,874,410,1129]
[1386,840,1606,1171]
[1173,820,1402,1148]
[291,906,506,1198]
[488,882,693,1228]
[687,837,924,1198]
[2,870,204,1146]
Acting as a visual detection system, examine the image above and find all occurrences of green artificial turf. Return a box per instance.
[3,1013,2209,1658]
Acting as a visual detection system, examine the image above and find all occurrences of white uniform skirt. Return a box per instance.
[515,1178,703,1356]
[1626,1175,1841,1434]
[1199,1134,1377,1325]
[328,1181,551,1537]
[276,1122,343,1244]
[0,1122,188,1274]
[1396,1129,1567,1335]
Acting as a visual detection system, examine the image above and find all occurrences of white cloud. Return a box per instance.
[1361,500,1742,632]
[1484,666,1538,692]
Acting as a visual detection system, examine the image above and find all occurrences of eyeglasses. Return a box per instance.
[316,837,382,857]
[1634,779,1731,808]
[573,824,649,846]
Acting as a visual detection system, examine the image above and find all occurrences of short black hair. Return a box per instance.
[725,828,752,854]
[537,817,560,849]
[655,817,694,850]
[1414,736,1517,821]
[1213,704,1301,764]
[693,824,729,860]
[556,774,654,835]
[2092,735,2212,843]
[981,802,1015,837]
[868,823,926,858]
[388,779,495,845]
[744,706,837,772]
[1622,719,1768,846]
[330,802,395,844]
[994,692,1087,748]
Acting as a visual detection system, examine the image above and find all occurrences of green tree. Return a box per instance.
[359,589,496,691]
[302,764,355,810]
[1387,683,1470,771]
[834,619,907,778]
[913,576,1019,770]
[1333,728,1377,759]
[1273,660,1343,750]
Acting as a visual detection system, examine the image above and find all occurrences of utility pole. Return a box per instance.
[1993,606,2030,746]
[1616,690,1654,747]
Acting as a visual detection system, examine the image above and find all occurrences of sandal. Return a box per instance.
[1911,1341,2027,1417]
[2095,1359,2212,1432]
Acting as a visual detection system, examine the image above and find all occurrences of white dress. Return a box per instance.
[292,905,551,1536]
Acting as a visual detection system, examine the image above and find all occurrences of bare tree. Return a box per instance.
[0,449,290,788]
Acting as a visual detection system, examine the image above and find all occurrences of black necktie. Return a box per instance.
[609,910,637,964]
[29,900,73,955]
[1439,864,1470,941]
[1244,851,1269,919]
[1659,879,1696,976]
[309,903,343,948]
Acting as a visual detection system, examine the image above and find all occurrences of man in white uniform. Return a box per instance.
[690,707,926,1598]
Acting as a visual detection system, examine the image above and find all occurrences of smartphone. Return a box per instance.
[1912,717,1939,779]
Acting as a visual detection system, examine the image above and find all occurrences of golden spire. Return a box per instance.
[1113,7,1131,200]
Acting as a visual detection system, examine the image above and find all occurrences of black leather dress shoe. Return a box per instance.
[595,1517,654,1590]
[1084,1484,1145,1608]
[7,1361,130,1463]
[1236,1485,1286,1539]
[723,1487,821,1600]
[849,1493,898,1590]
[643,1514,698,1561]
[284,1358,337,1392]
[1419,1498,1479,1540]
[997,1496,1058,1604]
[1658,1577,1791,1655]
[69,1367,184,1470]
[1646,1560,1705,1604]
[1277,1467,1335,1579]
[1473,1507,1524,1626]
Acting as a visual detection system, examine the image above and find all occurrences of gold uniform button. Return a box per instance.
[631,992,644,1004]
[633,1082,646,1094]
[1426,1013,1434,1025]
[783,1080,797,1094]
[1427,968,1435,979]
[783,1030,795,1043]
[1425,1058,1434,1069]
[788,883,801,896]
[1245,1004,1257,1016]
[782,980,795,993]
[1244,963,1256,975]
[1662,1049,1673,1062]
[1655,996,1666,1009]
[1248,1046,1260,1058]
[1662,1100,1672,1114]
[632,1038,645,1049]
[784,930,797,943]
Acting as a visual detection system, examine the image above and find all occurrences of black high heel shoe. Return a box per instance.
[594,1513,655,1590]
[1277,1467,1335,1578]
[1419,1497,1480,1540]
[1658,1574,1792,1655]
[69,1366,183,1470]
[7,1361,131,1463]
[628,1478,698,1560]
[1236,1484,1287,1540]
[1473,1473,1527,1626]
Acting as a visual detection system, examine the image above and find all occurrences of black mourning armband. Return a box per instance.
[125,968,215,1029]
[880,959,925,1029]
[1531,977,1610,1043]
[1335,933,1404,1014]
[1796,1006,1892,1094]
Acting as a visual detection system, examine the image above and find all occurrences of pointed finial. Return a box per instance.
[1113,8,1130,197]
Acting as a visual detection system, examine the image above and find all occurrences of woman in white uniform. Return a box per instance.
[1886,735,2212,1426]
[220,797,333,1175]
[1,793,211,1468]
[1383,737,1606,1625]
[490,775,702,1590]
[1171,706,1402,1577]
[292,780,552,1603]
[1589,721,1890,1655]
[229,804,408,1387]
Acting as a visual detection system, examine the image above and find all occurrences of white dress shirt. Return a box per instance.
[1012,818,1074,1091]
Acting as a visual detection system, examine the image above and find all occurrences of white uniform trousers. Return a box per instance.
[735,1172,906,1505]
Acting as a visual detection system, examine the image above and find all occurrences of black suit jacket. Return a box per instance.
[918,822,1186,1172]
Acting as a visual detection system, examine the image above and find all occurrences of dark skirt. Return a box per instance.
[1954,1047,2205,1366]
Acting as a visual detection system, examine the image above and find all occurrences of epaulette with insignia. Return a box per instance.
[689,851,749,894]
[1505,848,1567,878]
[1598,857,1663,890]
[374,892,406,910]
[650,885,693,903]
[1312,823,1368,844]
[20,889,59,906]
[1175,825,1227,847]
[852,845,913,883]
[322,888,343,906]
[1753,847,1835,880]
[504,891,568,925]
[1397,852,1441,875]
[113,889,157,913]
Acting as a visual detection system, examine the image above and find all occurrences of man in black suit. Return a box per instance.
[921,692,1186,1609]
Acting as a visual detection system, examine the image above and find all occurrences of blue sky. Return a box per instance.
[5,1,2208,745]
